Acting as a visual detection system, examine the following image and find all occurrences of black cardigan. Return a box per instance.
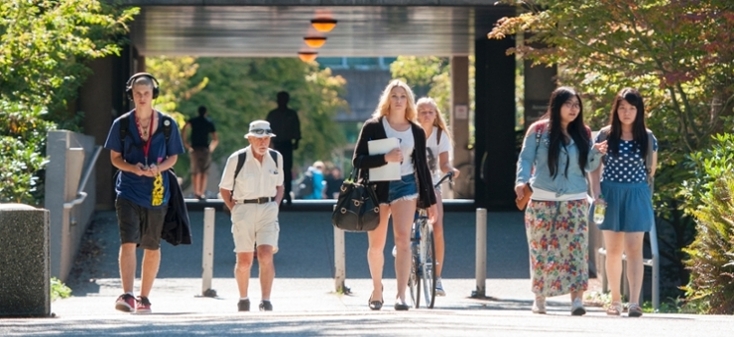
[352,117,437,209]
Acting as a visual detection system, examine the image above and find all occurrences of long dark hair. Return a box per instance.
[607,88,648,159]
[541,87,590,178]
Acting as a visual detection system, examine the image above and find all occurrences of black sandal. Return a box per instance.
[368,285,383,311]
[368,296,383,310]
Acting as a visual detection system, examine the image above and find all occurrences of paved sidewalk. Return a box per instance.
[1,210,730,336]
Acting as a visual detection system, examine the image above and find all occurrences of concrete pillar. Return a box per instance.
[450,56,472,199]
[0,204,50,317]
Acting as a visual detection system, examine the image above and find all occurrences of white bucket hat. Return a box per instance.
[244,120,276,138]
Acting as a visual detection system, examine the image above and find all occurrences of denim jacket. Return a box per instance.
[516,121,602,196]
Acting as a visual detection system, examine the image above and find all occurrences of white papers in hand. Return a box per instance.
[368,138,401,181]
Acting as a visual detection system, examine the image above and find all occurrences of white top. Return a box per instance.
[531,187,587,201]
[425,126,451,183]
[382,118,415,176]
[218,146,284,201]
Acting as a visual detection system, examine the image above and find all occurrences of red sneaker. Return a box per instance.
[136,296,152,314]
[115,294,135,312]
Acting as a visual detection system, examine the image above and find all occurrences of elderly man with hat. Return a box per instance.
[219,120,284,312]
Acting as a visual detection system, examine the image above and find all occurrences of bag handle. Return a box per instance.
[350,156,371,185]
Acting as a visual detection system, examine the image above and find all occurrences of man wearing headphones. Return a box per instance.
[104,73,185,314]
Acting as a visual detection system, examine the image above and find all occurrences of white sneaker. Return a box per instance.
[532,295,546,314]
[391,245,397,257]
[435,278,446,296]
[571,297,586,316]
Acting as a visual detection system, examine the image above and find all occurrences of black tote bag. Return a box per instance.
[331,163,380,232]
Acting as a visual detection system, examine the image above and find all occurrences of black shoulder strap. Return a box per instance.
[436,127,442,145]
[230,149,279,201]
[269,149,278,168]
[119,112,172,156]
[119,114,130,156]
[232,151,247,200]
[161,114,173,142]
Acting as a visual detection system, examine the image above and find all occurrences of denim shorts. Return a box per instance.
[386,173,418,204]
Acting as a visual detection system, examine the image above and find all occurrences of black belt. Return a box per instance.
[237,197,275,204]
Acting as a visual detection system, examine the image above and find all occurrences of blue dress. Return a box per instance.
[596,136,658,232]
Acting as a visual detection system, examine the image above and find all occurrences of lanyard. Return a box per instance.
[135,111,155,166]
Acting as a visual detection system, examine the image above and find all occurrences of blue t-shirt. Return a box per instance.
[596,135,658,183]
[104,111,185,209]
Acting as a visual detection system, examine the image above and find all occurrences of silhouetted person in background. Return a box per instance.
[267,91,301,205]
[182,106,218,201]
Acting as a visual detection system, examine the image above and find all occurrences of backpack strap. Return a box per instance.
[597,126,611,142]
[161,115,173,143]
[645,129,654,183]
[119,111,172,157]
[436,127,442,146]
[230,149,279,201]
[231,151,247,201]
[119,113,131,156]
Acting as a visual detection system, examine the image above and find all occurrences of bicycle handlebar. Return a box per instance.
[433,171,454,188]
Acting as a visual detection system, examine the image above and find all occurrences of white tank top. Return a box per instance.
[382,118,415,176]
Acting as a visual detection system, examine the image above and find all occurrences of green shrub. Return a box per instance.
[0,100,56,205]
[50,277,72,301]
[681,133,734,314]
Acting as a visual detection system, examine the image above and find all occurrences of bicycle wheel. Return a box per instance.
[420,223,437,308]
[409,247,421,308]
[408,224,421,308]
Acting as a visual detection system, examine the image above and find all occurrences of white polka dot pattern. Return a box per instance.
[602,140,647,183]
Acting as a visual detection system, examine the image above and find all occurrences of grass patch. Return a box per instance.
[51,277,72,301]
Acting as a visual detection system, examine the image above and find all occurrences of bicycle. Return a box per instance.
[408,171,454,309]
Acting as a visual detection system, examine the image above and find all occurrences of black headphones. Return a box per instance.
[125,72,160,100]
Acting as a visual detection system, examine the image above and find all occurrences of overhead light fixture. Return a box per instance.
[311,18,337,33]
[298,51,318,62]
[303,36,327,48]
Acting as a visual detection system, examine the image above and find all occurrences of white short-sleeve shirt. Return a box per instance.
[218,146,284,201]
[425,126,451,182]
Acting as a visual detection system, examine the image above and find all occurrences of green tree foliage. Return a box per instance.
[0,0,138,112]
[146,56,209,127]
[488,0,734,303]
[0,0,136,204]
[489,1,734,154]
[681,133,734,314]
[0,102,55,204]
[177,58,347,174]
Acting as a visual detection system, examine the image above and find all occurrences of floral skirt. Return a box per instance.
[525,199,589,297]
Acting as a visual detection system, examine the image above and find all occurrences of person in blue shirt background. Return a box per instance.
[302,161,325,199]
[104,72,185,314]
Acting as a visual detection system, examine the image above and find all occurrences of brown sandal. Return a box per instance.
[606,301,622,316]
[628,303,643,317]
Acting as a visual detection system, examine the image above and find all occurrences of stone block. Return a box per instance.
[0,204,50,317]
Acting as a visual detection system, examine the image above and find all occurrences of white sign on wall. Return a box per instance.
[455,105,468,120]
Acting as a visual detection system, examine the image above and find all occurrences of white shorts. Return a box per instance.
[230,202,280,253]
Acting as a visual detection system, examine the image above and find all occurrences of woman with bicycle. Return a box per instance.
[415,97,460,296]
[353,80,437,311]
[515,87,607,315]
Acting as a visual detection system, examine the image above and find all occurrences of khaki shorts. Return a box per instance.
[190,147,211,174]
[230,202,279,253]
